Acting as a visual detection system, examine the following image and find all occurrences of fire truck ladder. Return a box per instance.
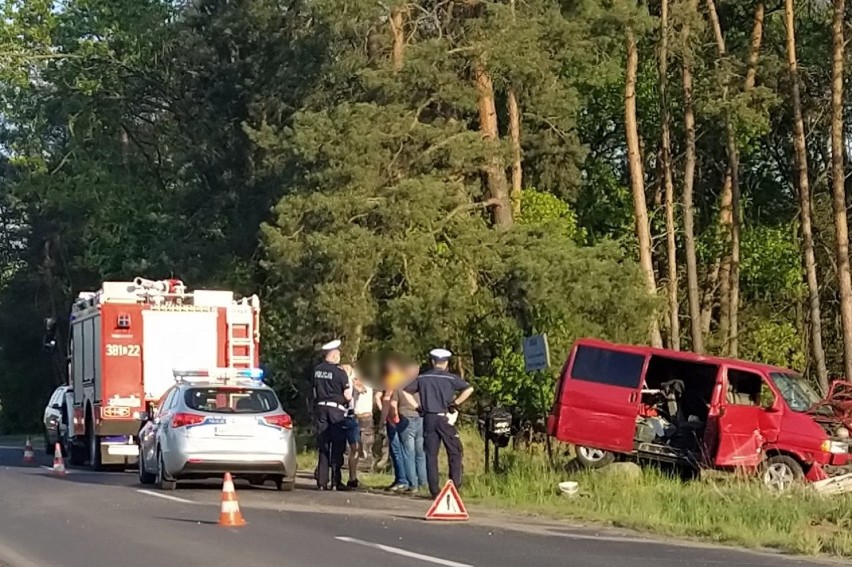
[226,297,258,368]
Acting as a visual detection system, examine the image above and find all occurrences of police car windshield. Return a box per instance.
[184,387,279,414]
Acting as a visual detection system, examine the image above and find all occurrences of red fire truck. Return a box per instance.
[52,277,260,469]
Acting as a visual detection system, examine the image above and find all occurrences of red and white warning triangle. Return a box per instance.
[425,480,468,521]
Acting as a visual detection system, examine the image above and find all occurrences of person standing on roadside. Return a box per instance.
[312,340,351,491]
[380,357,408,492]
[396,362,427,492]
[342,364,373,489]
[402,349,473,497]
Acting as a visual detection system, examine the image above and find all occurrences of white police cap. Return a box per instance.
[429,348,452,361]
[321,339,342,352]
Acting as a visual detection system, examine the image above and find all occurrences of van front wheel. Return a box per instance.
[761,455,803,491]
[575,446,615,469]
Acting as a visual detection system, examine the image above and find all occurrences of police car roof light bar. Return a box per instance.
[172,368,264,384]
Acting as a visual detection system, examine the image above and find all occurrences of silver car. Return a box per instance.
[137,370,297,491]
[43,386,72,454]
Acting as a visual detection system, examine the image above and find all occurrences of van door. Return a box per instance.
[552,343,647,453]
[714,367,781,468]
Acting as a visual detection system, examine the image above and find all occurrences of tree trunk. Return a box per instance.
[508,0,522,218]
[390,6,405,72]
[681,0,702,353]
[744,2,765,91]
[785,0,829,392]
[718,174,733,345]
[660,0,679,350]
[508,91,522,218]
[626,27,663,348]
[475,58,514,229]
[831,0,852,381]
[705,0,742,356]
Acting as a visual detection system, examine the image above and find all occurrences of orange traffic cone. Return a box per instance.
[218,472,246,527]
[22,437,35,465]
[52,442,66,475]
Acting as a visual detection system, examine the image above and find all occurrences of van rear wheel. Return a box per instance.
[575,446,615,469]
[761,455,803,491]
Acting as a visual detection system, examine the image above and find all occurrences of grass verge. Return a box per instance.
[298,426,852,557]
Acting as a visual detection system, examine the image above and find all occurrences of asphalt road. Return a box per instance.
[0,444,838,567]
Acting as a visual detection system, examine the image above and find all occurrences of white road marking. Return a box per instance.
[40,465,72,474]
[137,489,195,504]
[0,445,28,450]
[335,536,473,567]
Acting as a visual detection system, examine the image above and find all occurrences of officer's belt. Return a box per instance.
[317,401,347,411]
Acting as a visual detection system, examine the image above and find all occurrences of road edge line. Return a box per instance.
[334,536,472,567]
[137,489,195,504]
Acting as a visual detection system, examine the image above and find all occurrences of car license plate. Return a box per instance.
[215,426,252,437]
[107,444,138,456]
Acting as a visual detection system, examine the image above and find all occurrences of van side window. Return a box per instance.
[571,345,645,389]
[726,370,773,407]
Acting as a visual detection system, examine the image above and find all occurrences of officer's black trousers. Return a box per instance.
[315,406,346,488]
[423,413,463,497]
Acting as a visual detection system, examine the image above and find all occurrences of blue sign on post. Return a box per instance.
[523,334,550,372]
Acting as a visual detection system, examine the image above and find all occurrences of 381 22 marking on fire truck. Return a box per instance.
[105,344,141,357]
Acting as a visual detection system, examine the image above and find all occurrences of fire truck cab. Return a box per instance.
[60,277,260,470]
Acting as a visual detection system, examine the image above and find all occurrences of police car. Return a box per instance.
[137,368,297,491]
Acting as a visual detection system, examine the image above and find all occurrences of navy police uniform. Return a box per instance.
[313,348,350,490]
[404,355,470,497]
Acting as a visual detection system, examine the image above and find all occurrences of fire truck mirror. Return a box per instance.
[42,317,57,351]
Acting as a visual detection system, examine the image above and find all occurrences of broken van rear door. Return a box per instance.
[552,342,647,453]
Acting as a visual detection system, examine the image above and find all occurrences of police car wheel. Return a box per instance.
[138,450,155,485]
[157,450,176,491]
[274,476,295,491]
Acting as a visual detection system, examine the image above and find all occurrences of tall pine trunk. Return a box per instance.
[785,0,829,392]
[744,2,765,91]
[626,27,663,347]
[390,7,405,72]
[831,0,852,380]
[475,58,514,229]
[508,0,522,218]
[508,91,522,217]
[660,0,679,349]
[681,0,703,353]
[706,0,742,356]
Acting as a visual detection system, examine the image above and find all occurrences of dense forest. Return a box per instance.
[0,0,850,432]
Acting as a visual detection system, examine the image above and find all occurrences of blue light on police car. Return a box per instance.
[236,368,265,381]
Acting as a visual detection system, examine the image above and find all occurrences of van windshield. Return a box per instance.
[769,373,822,412]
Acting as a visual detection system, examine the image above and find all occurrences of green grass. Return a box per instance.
[297,427,852,557]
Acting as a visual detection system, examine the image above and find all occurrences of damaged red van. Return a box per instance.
[547,338,852,490]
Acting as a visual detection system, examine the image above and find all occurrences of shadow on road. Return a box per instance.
[152,516,219,526]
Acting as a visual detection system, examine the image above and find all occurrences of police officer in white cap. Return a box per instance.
[402,348,474,497]
[312,339,352,490]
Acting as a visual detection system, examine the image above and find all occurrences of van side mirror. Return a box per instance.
[137,411,150,422]
[43,318,57,351]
